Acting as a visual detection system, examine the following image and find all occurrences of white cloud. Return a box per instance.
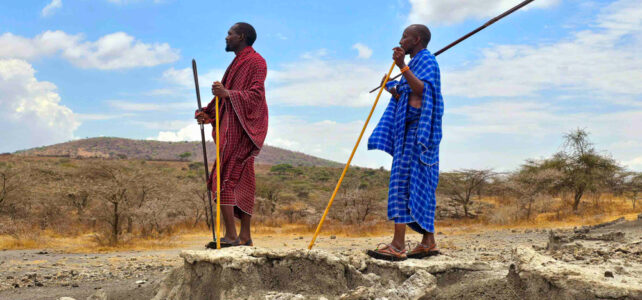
[41,0,62,17]
[150,123,212,142]
[161,67,225,91]
[444,0,642,98]
[107,100,192,111]
[0,59,79,152]
[0,31,179,70]
[408,0,560,25]
[444,100,642,171]
[269,55,388,107]
[352,43,373,59]
[158,67,225,104]
[301,49,329,60]
[76,113,134,121]
[625,156,642,170]
[132,120,192,130]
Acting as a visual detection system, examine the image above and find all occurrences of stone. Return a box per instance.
[605,271,614,278]
[86,290,107,300]
[511,247,642,299]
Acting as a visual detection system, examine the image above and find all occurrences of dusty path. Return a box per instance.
[1,219,640,300]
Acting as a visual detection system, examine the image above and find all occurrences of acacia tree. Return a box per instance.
[543,129,621,212]
[506,163,562,219]
[621,172,642,209]
[88,162,143,245]
[438,169,494,217]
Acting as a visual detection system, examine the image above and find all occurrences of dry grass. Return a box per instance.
[1,195,639,253]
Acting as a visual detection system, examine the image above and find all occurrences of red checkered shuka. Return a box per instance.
[203,46,268,217]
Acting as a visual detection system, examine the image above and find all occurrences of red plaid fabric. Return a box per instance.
[204,46,268,217]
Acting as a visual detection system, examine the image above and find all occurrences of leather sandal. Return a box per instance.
[366,243,407,261]
[407,242,440,259]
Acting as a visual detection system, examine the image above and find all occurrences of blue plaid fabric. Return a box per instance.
[368,49,444,233]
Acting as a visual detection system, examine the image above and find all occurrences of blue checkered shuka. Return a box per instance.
[367,49,444,233]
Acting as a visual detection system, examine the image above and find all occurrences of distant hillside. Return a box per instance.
[15,137,342,167]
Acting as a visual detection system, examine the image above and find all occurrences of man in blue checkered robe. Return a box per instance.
[367,24,444,260]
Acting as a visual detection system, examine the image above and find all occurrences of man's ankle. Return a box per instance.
[391,241,405,250]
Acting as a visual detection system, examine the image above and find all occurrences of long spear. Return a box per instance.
[369,0,535,93]
[191,59,218,248]
[308,0,535,250]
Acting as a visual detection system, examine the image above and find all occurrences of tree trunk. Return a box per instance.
[572,187,584,212]
[112,202,119,245]
[127,216,133,233]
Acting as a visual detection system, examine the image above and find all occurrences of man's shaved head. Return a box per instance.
[233,22,257,46]
[407,24,431,48]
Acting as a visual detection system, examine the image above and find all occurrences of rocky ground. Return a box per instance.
[1,215,640,300]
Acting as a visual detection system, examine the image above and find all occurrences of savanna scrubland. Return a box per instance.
[0,129,640,250]
[1,129,642,300]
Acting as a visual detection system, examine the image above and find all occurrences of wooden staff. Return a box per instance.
[191,59,218,248]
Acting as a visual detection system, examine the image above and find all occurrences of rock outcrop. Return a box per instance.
[152,247,488,300]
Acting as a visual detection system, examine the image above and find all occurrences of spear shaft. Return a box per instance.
[369,0,535,93]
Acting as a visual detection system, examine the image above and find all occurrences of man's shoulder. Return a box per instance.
[416,49,436,63]
[247,50,266,66]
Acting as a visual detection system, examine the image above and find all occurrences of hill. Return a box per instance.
[15,137,342,167]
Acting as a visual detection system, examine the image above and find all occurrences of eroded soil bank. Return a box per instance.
[2,216,640,300]
[152,217,642,300]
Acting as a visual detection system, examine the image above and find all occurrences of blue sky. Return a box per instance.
[1,0,641,171]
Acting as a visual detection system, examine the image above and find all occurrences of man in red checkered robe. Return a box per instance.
[195,22,268,247]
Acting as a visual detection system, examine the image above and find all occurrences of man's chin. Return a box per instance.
[225,45,233,52]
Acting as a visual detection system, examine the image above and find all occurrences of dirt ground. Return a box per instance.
[1,217,640,300]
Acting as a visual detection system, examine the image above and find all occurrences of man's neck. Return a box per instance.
[234,45,249,55]
[409,47,426,58]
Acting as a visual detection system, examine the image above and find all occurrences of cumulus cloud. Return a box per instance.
[0,59,79,152]
[161,66,225,91]
[269,54,388,107]
[444,100,642,171]
[408,0,559,25]
[107,100,192,111]
[0,31,179,70]
[352,43,373,59]
[41,0,62,17]
[444,0,642,98]
[151,123,212,142]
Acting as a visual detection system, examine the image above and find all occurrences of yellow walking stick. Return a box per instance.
[215,96,221,249]
[308,62,396,250]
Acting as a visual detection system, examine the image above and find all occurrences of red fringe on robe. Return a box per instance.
[203,46,268,217]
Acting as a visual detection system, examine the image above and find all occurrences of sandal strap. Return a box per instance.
[409,242,437,253]
[376,243,406,255]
